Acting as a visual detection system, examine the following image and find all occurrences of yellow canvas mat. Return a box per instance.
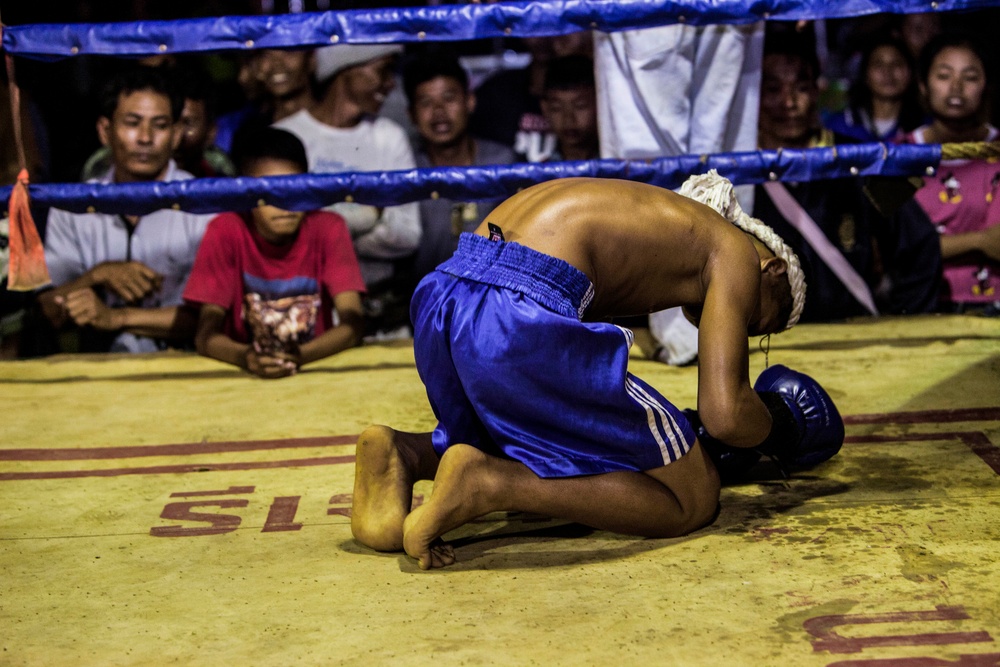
[2,315,999,666]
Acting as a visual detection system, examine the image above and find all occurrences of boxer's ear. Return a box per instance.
[761,256,787,276]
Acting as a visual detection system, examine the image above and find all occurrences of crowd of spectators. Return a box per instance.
[0,8,998,369]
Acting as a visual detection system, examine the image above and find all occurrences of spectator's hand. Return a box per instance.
[243,348,299,379]
[93,261,163,303]
[57,288,122,331]
[980,224,1000,263]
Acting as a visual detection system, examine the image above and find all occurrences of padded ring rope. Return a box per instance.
[4,0,1000,58]
[0,142,972,215]
[3,142,986,216]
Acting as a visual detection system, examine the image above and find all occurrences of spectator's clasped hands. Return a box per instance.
[243,346,300,379]
[93,261,163,303]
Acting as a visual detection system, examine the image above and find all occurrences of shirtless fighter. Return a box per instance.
[352,171,843,569]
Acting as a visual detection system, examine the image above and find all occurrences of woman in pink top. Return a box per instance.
[906,34,1000,311]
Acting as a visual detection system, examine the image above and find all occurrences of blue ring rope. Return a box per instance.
[0,143,942,216]
[4,0,1000,59]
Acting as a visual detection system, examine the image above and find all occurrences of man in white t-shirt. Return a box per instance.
[275,44,420,337]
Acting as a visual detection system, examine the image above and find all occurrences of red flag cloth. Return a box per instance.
[6,168,50,291]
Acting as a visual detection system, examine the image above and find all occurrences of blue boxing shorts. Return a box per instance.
[411,232,695,478]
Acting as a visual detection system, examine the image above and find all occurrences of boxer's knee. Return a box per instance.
[648,441,721,536]
[679,441,722,533]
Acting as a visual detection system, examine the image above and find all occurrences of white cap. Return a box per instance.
[314,44,403,82]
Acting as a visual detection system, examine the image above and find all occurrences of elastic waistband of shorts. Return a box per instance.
[438,233,595,319]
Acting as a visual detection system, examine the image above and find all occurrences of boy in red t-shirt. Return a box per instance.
[184,128,366,378]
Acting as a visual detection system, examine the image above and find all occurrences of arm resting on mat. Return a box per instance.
[194,304,292,379]
[297,291,364,365]
[194,299,363,379]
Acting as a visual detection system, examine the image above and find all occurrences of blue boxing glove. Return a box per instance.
[683,409,761,483]
[753,365,844,469]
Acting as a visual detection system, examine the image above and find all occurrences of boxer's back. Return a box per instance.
[475,177,757,319]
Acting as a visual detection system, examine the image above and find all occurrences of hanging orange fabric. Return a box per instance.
[4,51,50,290]
[7,167,49,290]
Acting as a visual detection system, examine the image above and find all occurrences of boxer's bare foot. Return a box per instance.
[352,426,434,551]
[402,444,501,569]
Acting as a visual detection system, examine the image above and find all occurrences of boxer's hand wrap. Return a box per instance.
[752,364,845,470]
[683,409,761,483]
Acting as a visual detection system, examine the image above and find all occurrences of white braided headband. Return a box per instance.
[678,170,807,329]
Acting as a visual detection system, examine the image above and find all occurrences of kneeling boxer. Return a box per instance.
[352,171,844,570]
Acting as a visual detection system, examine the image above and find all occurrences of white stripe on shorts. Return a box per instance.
[616,325,686,465]
[625,377,686,464]
[615,324,634,348]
